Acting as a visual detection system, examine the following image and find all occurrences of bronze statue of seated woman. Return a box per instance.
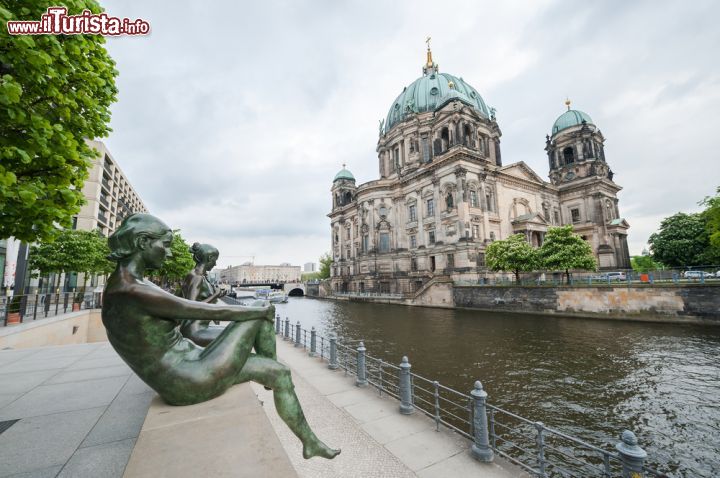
[102,213,339,459]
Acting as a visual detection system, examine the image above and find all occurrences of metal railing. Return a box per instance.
[333,291,405,300]
[1,292,103,327]
[274,313,675,478]
[456,265,720,289]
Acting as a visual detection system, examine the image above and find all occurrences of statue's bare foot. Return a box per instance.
[303,440,341,460]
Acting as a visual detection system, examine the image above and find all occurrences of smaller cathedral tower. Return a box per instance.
[546,101,630,270]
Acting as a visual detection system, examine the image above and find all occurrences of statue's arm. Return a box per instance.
[129,284,273,323]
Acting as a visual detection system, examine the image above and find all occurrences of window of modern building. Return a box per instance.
[428,230,436,244]
[379,233,390,253]
[571,208,581,223]
[409,204,417,222]
[426,198,434,216]
[410,235,417,248]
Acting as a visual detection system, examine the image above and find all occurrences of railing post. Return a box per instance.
[535,422,547,478]
[309,327,317,357]
[275,314,281,335]
[328,335,338,370]
[398,356,414,415]
[294,321,301,347]
[616,430,647,478]
[355,341,367,387]
[470,381,494,462]
[284,317,290,340]
[33,292,39,320]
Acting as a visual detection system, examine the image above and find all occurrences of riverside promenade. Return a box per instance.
[0,312,522,478]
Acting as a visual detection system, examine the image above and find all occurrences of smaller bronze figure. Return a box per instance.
[102,214,339,459]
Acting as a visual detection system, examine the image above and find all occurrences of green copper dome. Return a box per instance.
[333,166,355,182]
[384,71,490,134]
[552,109,593,135]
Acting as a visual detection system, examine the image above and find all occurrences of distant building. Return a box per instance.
[219,262,301,284]
[76,140,148,236]
[328,47,630,295]
[303,262,316,272]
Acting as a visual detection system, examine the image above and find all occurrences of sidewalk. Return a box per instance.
[0,342,153,477]
[253,338,523,478]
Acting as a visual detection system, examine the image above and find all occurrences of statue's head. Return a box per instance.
[189,243,219,271]
[108,213,173,269]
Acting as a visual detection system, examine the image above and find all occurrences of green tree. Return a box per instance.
[539,225,597,284]
[701,187,720,249]
[155,230,194,286]
[318,252,332,279]
[0,1,118,243]
[648,213,714,267]
[485,233,539,283]
[28,228,106,291]
[301,272,321,282]
[630,255,663,273]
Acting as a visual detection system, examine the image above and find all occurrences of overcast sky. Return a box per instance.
[99,0,720,269]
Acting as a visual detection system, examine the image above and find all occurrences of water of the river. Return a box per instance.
[273,297,719,477]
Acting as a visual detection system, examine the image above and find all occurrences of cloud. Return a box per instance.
[99,0,720,267]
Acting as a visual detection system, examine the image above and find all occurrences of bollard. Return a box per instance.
[535,422,548,478]
[328,335,338,370]
[616,430,647,478]
[398,356,414,415]
[470,381,494,462]
[275,314,281,335]
[295,321,301,347]
[284,317,290,340]
[309,327,317,357]
[355,341,368,387]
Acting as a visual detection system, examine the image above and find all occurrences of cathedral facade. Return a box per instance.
[328,48,630,295]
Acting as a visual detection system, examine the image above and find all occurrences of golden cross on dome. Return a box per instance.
[565,97,572,110]
[426,36,431,50]
[342,163,346,169]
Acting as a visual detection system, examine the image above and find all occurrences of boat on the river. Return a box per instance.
[254,289,288,303]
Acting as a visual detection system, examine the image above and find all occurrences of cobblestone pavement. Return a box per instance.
[252,339,523,478]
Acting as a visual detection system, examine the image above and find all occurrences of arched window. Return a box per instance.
[563,146,575,164]
[469,189,479,208]
[463,124,473,148]
[441,127,450,152]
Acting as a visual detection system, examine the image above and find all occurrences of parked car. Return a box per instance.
[682,270,715,280]
[591,272,627,281]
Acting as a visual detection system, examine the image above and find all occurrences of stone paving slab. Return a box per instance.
[57,438,136,478]
[0,342,152,478]
[0,406,106,476]
[0,375,128,420]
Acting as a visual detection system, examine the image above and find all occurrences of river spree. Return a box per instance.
[274,297,719,477]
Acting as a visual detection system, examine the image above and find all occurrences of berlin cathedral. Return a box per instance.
[329,46,630,295]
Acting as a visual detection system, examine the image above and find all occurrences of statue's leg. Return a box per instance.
[238,356,340,460]
[253,320,277,360]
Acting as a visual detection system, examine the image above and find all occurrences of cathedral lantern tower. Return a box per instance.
[329,165,357,284]
[546,100,630,270]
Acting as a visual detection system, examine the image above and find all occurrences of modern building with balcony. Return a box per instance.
[76,140,148,237]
